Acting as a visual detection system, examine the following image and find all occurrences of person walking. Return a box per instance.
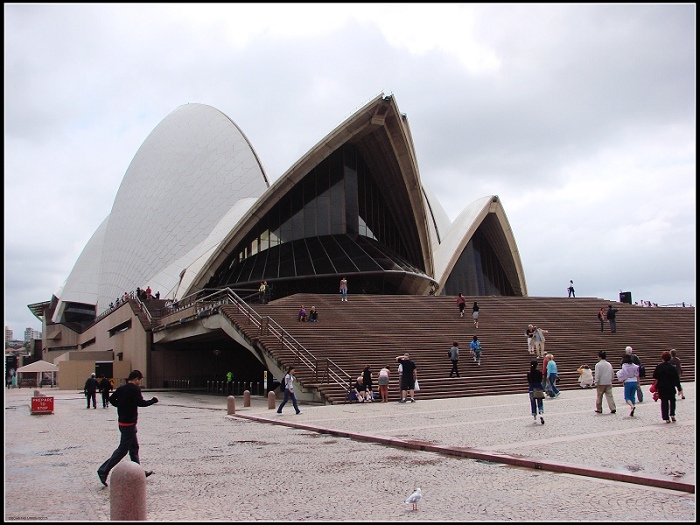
[277,367,302,414]
[567,280,575,298]
[542,353,552,396]
[616,354,640,417]
[652,351,683,423]
[623,346,644,403]
[99,375,112,409]
[456,293,466,317]
[597,307,607,332]
[525,324,535,354]
[448,342,460,378]
[606,305,619,333]
[594,351,617,414]
[532,326,548,358]
[397,353,417,403]
[339,277,348,301]
[377,366,390,402]
[84,373,99,409]
[527,360,545,425]
[97,370,158,486]
[472,301,480,328]
[669,349,686,399]
[546,354,560,398]
[470,335,482,366]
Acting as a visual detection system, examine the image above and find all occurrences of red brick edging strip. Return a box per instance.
[231,413,695,494]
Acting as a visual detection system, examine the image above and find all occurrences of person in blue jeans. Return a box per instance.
[277,367,302,414]
[527,360,545,425]
[546,354,560,397]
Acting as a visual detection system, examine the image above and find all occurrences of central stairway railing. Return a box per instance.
[153,287,352,399]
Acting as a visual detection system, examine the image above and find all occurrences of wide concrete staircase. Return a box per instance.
[222,294,695,404]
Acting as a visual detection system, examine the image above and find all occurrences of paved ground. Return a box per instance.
[4,383,696,522]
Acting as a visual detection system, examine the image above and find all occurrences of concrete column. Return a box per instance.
[227,395,236,415]
[110,461,146,521]
[243,390,251,407]
[268,391,276,409]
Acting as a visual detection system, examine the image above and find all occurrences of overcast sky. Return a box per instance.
[4,3,696,337]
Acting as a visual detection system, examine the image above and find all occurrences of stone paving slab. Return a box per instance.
[4,384,695,522]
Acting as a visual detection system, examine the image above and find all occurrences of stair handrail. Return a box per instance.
[176,287,352,395]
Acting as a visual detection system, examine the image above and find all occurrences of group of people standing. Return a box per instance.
[84,373,114,409]
[525,324,549,357]
[597,305,619,332]
[348,354,418,404]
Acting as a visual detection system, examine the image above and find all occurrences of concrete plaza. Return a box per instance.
[4,383,695,522]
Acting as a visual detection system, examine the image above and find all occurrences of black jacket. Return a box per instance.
[109,382,157,424]
[99,378,112,394]
[84,377,99,393]
[652,361,682,398]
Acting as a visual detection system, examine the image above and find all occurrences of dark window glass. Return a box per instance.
[293,239,314,275]
[248,246,268,281]
[278,242,296,278]
[334,235,380,272]
[235,256,255,284]
[265,244,280,279]
[443,229,514,297]
[316,189,331,236]
[324,236,358,274]
[305,236,336,275]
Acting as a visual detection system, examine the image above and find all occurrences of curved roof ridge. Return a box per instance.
[189,94,435,292]
[432,195,526,295]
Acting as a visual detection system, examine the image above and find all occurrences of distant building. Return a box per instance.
[24,328,41,342]
[5,326,12,343]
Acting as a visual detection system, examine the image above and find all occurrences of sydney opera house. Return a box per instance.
[29,93,527,390]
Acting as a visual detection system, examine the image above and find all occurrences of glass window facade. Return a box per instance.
[206,145,431,294]
[442,228,515,297]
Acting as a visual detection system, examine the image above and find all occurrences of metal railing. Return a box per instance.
[157,287,352,398]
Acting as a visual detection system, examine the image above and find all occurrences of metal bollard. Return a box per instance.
[268,390,276,409]
[227,395,236,415]
[243,390,251,407]
[110,460,146,520]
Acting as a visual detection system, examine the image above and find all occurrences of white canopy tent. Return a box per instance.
[16,360,58,387]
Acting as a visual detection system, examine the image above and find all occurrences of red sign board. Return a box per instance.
[31,396,54,414]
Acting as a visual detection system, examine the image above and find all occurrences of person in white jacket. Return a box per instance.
[616,354,640,417]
